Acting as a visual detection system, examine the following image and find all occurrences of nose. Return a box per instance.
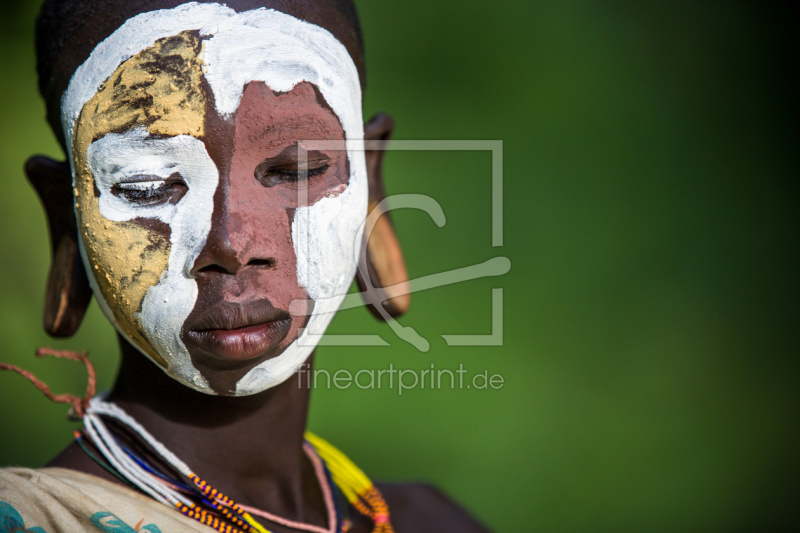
[189,179,280,277]
[190,233,276,275]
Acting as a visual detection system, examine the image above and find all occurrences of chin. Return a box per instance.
[187,341,310,396]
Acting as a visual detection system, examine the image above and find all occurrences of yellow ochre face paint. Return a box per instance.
[72,32,206,368]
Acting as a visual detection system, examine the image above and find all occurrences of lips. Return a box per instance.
[183,300,292,362]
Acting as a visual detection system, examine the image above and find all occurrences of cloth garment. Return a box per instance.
[1,467,208,532]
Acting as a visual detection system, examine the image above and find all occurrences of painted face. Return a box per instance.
[61,4,367,395]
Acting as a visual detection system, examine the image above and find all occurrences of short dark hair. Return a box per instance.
[35,0,365,151]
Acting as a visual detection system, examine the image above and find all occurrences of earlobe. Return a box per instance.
[356,113,411,320]
[44,236,92,336]
[25,155,93,337]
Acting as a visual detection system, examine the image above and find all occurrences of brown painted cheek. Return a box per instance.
[221,80,350,351]
[181,80,347,394]
[225,162,312,342]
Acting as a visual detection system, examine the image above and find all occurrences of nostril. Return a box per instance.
[196,264,231,274]
[247,258,275,268]
[192,258,275,276]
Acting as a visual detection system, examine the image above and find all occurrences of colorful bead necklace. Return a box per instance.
[80,396,394,533]
[0,349,393,533]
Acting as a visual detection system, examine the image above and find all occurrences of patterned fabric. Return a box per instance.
[0,468,202,532]
[1,500,47,533]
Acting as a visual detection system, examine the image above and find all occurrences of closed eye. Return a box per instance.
[255,162,329,186]
[111,173,188,205]
[254,144,331,188]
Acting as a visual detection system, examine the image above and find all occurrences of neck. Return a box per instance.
[106,335,322,522]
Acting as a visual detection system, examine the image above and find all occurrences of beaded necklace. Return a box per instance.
[81,396,395,533]
[75,423,341,533]
[1,349,394,533]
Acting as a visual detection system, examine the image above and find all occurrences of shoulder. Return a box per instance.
[376,482,491,533]
[0,467,203,532]
[1,467,90,532]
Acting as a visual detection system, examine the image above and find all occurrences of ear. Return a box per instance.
[356,113,411,320]
[25,155,92,337]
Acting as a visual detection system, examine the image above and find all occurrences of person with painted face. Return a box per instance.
[0,1,489,532]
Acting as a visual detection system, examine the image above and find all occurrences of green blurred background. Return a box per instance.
[1,1,797,531]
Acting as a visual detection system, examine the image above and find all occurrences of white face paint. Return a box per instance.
[87,130,218,390]
[63,2,367,395]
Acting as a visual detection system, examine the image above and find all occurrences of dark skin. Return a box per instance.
[27,1,490,531]
[46,342,489,533]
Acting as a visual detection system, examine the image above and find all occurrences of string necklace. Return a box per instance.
[1,349,394,533]
[76,409,340,533]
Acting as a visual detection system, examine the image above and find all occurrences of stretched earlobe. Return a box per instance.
[356,113,411,320]
[25,155,92,337]
[43,235,92,337]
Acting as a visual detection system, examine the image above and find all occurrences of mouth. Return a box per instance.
[183,300,292,362]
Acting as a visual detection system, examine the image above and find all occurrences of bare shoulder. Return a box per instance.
[376,482,492,533]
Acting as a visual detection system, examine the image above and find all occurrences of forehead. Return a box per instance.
[77,32,207,143]
[62,3,362,151]
[76,32,345,148]
[234,81,345,143]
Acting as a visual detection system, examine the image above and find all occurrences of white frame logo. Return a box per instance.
[292,140,508,351]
